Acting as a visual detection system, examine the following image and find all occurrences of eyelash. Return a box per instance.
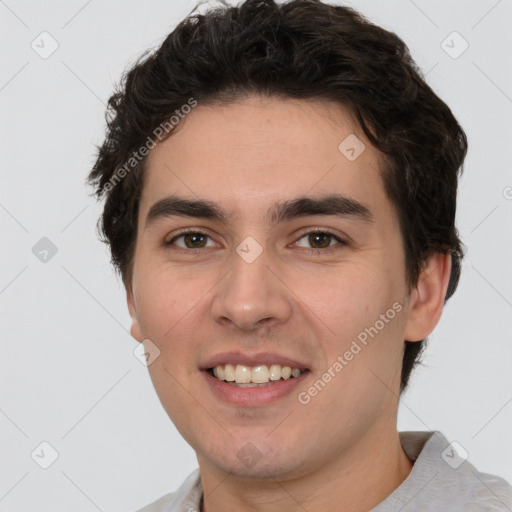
[164,228,347,255]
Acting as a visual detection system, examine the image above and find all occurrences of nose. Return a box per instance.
[210,244,293,332]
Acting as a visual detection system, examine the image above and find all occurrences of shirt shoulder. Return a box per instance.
[132,468,202,512]
[134,492,176,512]
[373,431,512,511]
[462,471,512,511]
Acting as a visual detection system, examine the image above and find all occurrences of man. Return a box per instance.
[88,0,512,510]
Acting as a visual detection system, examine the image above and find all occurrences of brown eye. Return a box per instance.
[166,231,214,250]
[295,230,345,251]
[308,232,332,249]
[182,233,208,248]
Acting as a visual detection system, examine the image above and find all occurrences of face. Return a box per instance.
[127,95,424,480]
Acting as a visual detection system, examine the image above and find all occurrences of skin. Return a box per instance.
[127,94,451,512]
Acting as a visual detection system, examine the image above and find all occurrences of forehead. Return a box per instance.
[140,95,387,221]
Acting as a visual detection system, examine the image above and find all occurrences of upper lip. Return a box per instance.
[200,351,310,370]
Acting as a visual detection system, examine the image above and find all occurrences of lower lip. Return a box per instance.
[202,370,309,406]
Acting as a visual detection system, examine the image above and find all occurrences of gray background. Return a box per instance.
[1,0,511,510]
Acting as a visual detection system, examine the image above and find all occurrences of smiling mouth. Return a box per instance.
[207,363,307,387]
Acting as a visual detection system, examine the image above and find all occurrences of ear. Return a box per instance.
[127,287,144,343]
[403,251,452,342]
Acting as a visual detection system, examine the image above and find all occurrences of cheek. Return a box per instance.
[293,262,405,384]
[137,271,204,426]
[134,266,214,387]
[291,261,391,334]
[145,357,201,447]
[134,263,202,338]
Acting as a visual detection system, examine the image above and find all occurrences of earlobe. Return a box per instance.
[127,288,144,343]
[403,251,452,342]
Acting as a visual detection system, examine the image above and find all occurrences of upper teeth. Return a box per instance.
[212,364,303,384]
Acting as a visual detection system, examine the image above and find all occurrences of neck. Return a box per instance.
[198,424,413,512]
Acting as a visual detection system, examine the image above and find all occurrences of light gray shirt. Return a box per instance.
[136,431,512,511]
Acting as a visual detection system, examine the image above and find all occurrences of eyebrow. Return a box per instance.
[144,193,373,229]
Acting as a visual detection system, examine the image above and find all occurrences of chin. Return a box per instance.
[199,439,313,482]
